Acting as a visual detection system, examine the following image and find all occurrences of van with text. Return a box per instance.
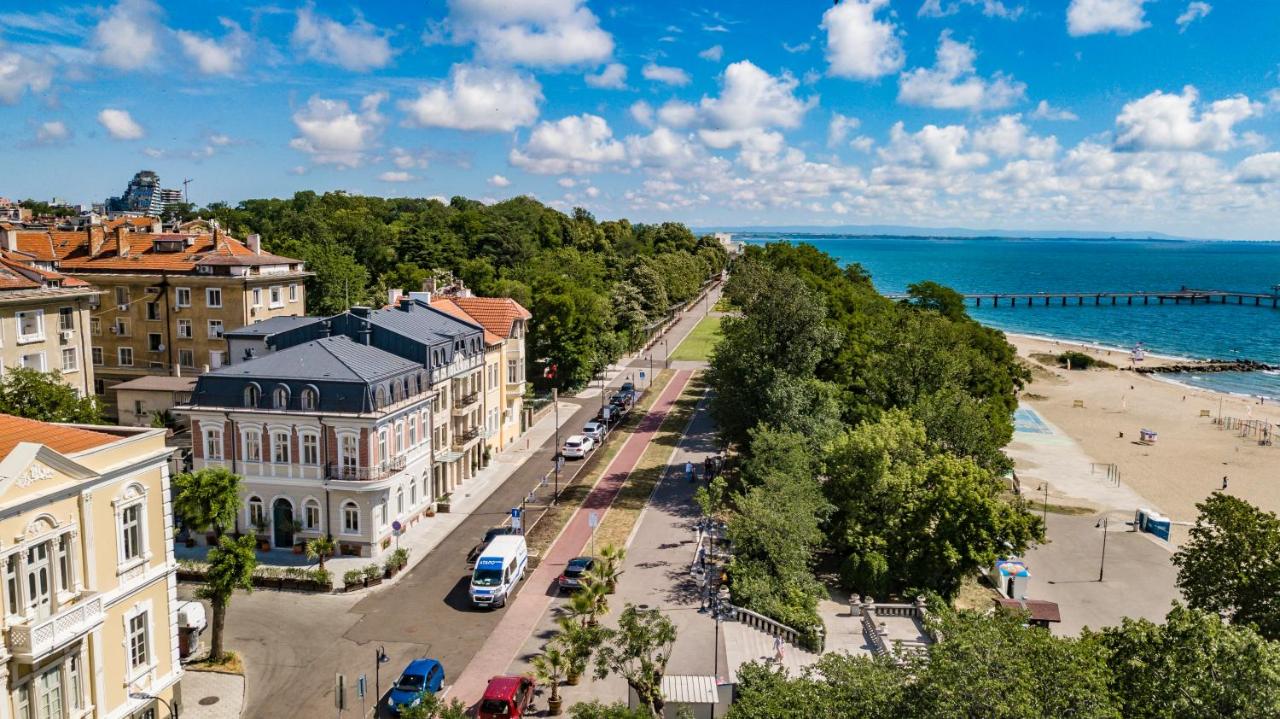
[470,534,529,608]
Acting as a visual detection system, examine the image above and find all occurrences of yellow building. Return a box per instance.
[0,242,97,397]
[0,414,180,719]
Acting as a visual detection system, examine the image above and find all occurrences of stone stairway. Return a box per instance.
[721,619,822,682]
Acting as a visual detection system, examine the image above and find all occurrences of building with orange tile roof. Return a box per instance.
[0,414,181,719]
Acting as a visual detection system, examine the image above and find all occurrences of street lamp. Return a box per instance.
[1037,483,1048,526]
[552,388,560,505]
[129,693,176,719]
[375,645,391,706]
[1096,516,1110,582]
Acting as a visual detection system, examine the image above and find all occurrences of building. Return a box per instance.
[0,414,181,719]
[0,234,98,396]
[7,219,309,416]
[113,376,197,429]
[105,172,182,217]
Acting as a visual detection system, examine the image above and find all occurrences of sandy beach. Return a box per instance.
[1005,333,1280,545]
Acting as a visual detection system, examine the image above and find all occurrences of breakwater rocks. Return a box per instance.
[1129,360,1279,374]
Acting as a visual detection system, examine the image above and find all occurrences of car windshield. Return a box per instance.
[479,699,510,715]
[566,440,581,447]
[566,560,592,576]
[473,567,503,587]
[395,673,425,692]
[484,528,508,543]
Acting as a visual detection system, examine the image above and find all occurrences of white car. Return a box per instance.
[582,421,605,443]
[562,434,595,459]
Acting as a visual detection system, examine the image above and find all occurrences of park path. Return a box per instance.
[449,369,696,704]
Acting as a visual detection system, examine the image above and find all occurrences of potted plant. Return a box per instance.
[529,646,567,716]
[363,563,383,587]
[306,535,336,572]
[565,583,603,628]
[252,517,271,551]
[437,494,451,513]
[554,618,600,686]
[593,544,626,594]
[424,502,436,518]
[343,568,364,591]
[310,568,333,591]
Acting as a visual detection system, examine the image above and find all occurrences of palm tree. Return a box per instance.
[554,616,602,685]
[306,535,336,571]
[172,466,243,541]
[565,580,606,627]
[593,544,626,593]
[200,534,257,663]
[530,646,568,715]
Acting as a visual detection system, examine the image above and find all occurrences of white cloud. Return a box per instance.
[444,0,613,67]
[1235,152,1280,184]
[487,174,511,187]
[972,115,1059,159]
[35,120,69,144]
[1067,0,1150,36]
[177,18,250,75]
[1114,86,1260,152]
[898,32,1025,111]
[658,100,699,129]
[0,50,53,104]
[585,63,627,89]
[850,136,875,152]
[626,127,704,169]
[878,121,988,171]
[1176,2,1211,32]
[391,147,430,169]
[642,63,690,86]
[93,0,161,71]
[630,100,654,127]
[509,113,625,174]
[584,186,600,198]
[98,108,144,140]
[783,41,811,54]
[699,45,723,62]
[701,61,815,134]
[1030,100,1079,121]
[828,113,860,147]
[289,92,386,167]
[378,171,415,182]
[822,0,904,80]
[292,4,393,72]
[558,178,576,188]
[399,64,542,132]
[919,0,1024,19]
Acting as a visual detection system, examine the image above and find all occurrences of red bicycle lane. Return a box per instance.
[449,369,695,706]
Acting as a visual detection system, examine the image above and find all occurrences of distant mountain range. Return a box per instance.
[696,224,1198,241]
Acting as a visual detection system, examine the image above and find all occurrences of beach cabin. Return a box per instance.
[992,559,1031,599]
[629,675,730,718]
[1139,428,1158,444]
[1135,508,1172,541]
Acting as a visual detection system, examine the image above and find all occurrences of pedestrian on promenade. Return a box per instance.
[1222,475,1229,490]
[773,635,784,664]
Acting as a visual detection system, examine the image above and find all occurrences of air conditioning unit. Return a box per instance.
[117,304,128,311]
[156,343,166,352]
[59,330,74,343]
[109,326,119,335]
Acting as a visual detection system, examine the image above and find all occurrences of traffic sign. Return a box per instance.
[392,520,402,534]
[639,370,646,380]
[357,674,367,699]
[511,507,523,532]
[588,511,599,529]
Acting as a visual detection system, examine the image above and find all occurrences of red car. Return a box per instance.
[477,675,535,718]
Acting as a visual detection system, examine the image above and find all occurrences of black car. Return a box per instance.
[467,526,517,564]
[557,556,595,592]
[620,382,635,394]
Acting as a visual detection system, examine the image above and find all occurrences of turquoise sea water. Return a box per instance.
[738,234,1280,399]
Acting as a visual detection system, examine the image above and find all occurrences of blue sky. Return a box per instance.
[2,0,1280,238]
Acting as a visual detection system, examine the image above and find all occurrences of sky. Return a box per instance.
[2,0,1280,239]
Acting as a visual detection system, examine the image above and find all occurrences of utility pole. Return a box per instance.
[374,646,389,708]
[1039,483,1048,526]
[552,388,560,504]
[1097,516,1109,582]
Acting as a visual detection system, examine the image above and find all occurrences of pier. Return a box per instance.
[885,287,1280,309]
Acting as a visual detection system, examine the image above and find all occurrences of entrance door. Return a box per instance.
[272,499,294,549]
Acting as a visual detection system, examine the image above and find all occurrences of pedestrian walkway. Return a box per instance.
[449,370,696,705]
[180,669,244,719]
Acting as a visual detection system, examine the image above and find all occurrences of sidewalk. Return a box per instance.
[449,370,696,704]
[181,668,245,719]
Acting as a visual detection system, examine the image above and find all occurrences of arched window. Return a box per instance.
[300,387,318,410]
[272,385,290,409]
[247,496,265,528]
[396,486,404,516]
[303,499,321,531]
[342,501,360,534]
[375,385,387,409]
[410,479,417,507]
[244,384,261,408]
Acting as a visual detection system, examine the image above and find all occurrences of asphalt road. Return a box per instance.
[179,287,721,718]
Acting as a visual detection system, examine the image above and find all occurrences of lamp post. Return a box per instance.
[1038,483,1048,526]
[552,388,560,505]
[129,693,177,719]
[1096,516,1109,582]
[663,338,670,368]
[375,645,390,707]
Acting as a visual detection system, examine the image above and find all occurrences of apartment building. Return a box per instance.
[0,414,181,719]
[8,219,309,416]
[0,243,97,396]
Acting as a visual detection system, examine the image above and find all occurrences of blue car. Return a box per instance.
[386,658,445,715]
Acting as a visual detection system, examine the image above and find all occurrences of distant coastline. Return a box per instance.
[700,226,1280,243]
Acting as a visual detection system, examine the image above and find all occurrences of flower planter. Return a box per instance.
[547,697,563,716]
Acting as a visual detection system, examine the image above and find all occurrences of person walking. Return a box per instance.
[1222,476,1229,490]
[772,635,784,665]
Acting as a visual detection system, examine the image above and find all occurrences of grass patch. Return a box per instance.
[713,297,733,312]
[669,315,722,362]
[1024,500,1096,516]
[953,575,1002,612]
[187,650,245,675]
[593,374,706,549]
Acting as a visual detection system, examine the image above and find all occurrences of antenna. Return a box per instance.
[182,178,193,204]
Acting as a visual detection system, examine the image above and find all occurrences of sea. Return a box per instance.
[735,234,1280,400]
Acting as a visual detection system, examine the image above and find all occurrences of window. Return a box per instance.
[208,320,223,339]
[248,497,265,526]
[408,416,417,447]
[16,310,44,343]
[177,318,192,338]
[115,286,129,307]
[397,487,404,516]
[127,611,149,669]
[377,503,387,528]
[375,386,387,408]
[93,379,105,395]
[176,287,191,307]
[508,358,518,384]
[378,428,388,464]
[113,317,130,337]
[179,349,194,367]
[68,654,82,711]
[342,502,359,534]
[147,333,162,352]
[304,500,321,530]
[272,431,289,463]
[252,288,261,306]
[204,427,223,460]
[5,555,18,616]
[58,307,74,332]
[91,317,101,336]
[134,400,144,417]
[301,433,319,465]
[300,387,318,410]
[269,286,282,308]
[146,302,160,321]
[120,504,143,563]
[25,542,50,618]
[118,347,133,366]
[206,287,222,308]
[19,352,45,371]
[210,350,225,369]
[244,385,260,407]
[410,479,417,507]
[395,422,404,455]
[340,434,358,474]
[273,386,289,409]
[289,283,298,302]
[57,534,71,593]
[243,430,262,462]
[61,348,77,373]
[33,664,63,719]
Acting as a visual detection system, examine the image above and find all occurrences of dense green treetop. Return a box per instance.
[0,367,102,424]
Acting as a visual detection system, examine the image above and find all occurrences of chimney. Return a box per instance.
[2,228,15,252]
[247,233,261,255]
[319,319,331,338]
[114,226,129,258]
[359,320,372,345]
[350,306,370,318]
[88,225,106,258]
[422,276,437,296]
[151,219,162,234]
[387,288,403,306]
[398,297,413,312]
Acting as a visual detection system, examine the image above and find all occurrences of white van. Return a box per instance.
[470,534,529,608]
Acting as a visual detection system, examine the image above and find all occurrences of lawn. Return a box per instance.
[668,314,722,362]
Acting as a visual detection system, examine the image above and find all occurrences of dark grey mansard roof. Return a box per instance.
[224,315,320,338]
[363,301,483,345]
[207,335,420,383]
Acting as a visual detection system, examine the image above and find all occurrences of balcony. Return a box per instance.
[8,593,104,663]
[452,391,481,415]
[505,380,526,397]
[325,455,406,482]
[451,427,481,451]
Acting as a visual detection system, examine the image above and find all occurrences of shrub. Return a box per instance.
[343,569,364,586]
[363,563,382,581]
[311,568,332,588]
[1056,351,1112,370]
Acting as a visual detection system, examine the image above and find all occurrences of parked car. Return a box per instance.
[582,421,605,443]
[468,526,517,564]
[386,658,445,715]
[477,675,535,719]
[561,434,595,459]
[557,556,596,592]
[470,535,529,608]
[620,381,635,394]
[610,392,634,411]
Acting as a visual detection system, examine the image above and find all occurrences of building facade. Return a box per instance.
[0,414,181,719]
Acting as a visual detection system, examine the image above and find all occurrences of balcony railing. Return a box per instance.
[451,427,481,450]
[452,392,481,414]
[325,455,407,482]
[8,593,104,662]
[504,380,525,396]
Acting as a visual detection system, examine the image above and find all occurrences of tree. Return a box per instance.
[172,467,243,540]
[729,654,905,719]
[594,605,677,719]
[200,534,258,663]
[306,535,335,571]
[531,645,569,715]
[569,701,651,719]
[1094,603,1280,718]
[1172,493,1280,639]
[0,367,102,423]
[905,280,969,322]
[398,694,469,719]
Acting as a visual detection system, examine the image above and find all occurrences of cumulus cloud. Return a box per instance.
[585,63,627,89]
[828,113,860,147]
[822,0,904,80]
[973,115,1059,159]
[898,32,1025,111]
[878,122,988,171]
[378,171,415,182]
[658,100,700,129]
[642,63,690,86]
[919,0,1024,19]
[289,92,386,167]
[1030,100,1079,121]
[630,100,654,127]
[292,4,393,72]
[509,113,625,174]
[177,18,251,75]
[399,64,542,132]
[1176,2,1211,32]
[626,127,704,169]
[487,174,511,187]
[1114,86,1260,152]
[699,45,724,62]
[1067,0,1150,36]
[1235,152,1280,184]
[93,0,162,71]
[34,120,69,144]
[98,108,144,140]
[700,61,815,136]
[443,0,613,67]
[0,49,53,104]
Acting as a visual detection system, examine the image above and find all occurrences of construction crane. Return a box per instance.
[182,178,193,204]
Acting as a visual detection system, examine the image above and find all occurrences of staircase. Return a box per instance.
[721,619,822,681]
